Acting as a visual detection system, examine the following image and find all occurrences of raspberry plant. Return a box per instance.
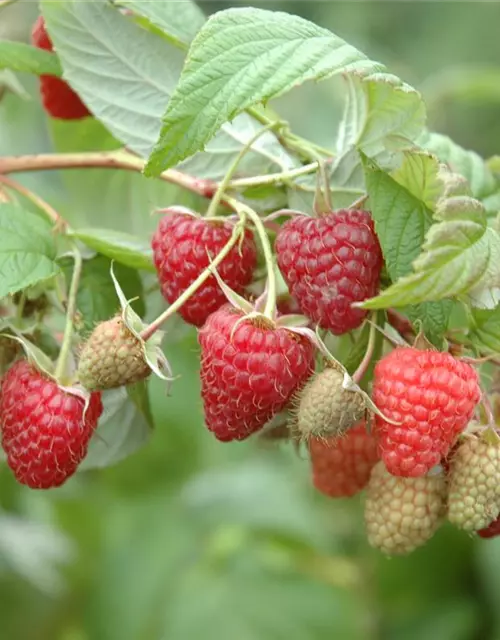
[0,1,499,557]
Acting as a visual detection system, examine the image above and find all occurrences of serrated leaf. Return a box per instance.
[362,154,451,338]
[337,75,425,159]
[41,0,296,179]
[145,6,404,174]
[0,204,59,298]
[468,307,500,354]
[419,130,497,200]
[0,40,62,76]
[80,385,152,470]
[116,0,205,48]
[61,255,144,331]
[363,195,500,309]
[69,228,155,272]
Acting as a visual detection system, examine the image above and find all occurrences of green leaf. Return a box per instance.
[419,130,497,200]
[116,0,205,48]
[0,41,62,76]
[0,69,30,100]
[337,75,425,159]
[61,255,145,331]
[80,384,152,470]
[145,6,403,174]
[363,154,451,339]
[70,228,155,272]
[363,194,500,309]
[468,307,500,353]
[0,204,59,298]
[41,0,296,179]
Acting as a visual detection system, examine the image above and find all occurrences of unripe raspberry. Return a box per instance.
[447,433,500,532]
[365,461,446,555]
[78,317,151,391]
[309,422,378,498]
[295,366,365,439]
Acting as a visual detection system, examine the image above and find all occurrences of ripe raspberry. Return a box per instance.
[199,305,314,441]
[152,212,257,327]
[78,317,151,391]
[295,366,365,439]
[447,434,500,532]
[372,348,480,477]
[31,16,90,120]
[275,210,383,334]
[0,360,102,489]
[309,422,378,498]
[478,515,500,539]
[365,461,446,555]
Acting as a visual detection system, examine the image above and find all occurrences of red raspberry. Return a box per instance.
[198,305,314,441]
[275,210,383,334]
[309,422,379,498]
[0,361,103,489]
[152,212,257,327]
[372,348,480,478]
[31,16,90,120]
[478,515,500,539]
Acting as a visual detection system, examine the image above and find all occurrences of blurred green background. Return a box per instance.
[1,2,500,639]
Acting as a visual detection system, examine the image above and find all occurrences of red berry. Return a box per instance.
[372,348,480,478]
[0,361,103,489]
[275,210,383,334]
[198,305,314,441]
[478,515,500,539]
[309,422,379,498]
[152,212,257,327]
[31,16,90,120]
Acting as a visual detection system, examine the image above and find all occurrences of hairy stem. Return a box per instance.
[140,219,245,341]
[54,249,83,383]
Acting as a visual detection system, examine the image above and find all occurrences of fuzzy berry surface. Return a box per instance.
[31,16,90,120]
[0,361,103,489]
[198,305,315,442]
[152,213,257,327]
[309,422,378,498]
[275,210,383,334]
[78,317,151,391]
[372,348,480,478]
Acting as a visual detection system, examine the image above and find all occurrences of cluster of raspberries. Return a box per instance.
[2,17,494,556]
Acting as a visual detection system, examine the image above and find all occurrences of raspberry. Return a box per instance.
[78,317,151,391]
[295,366,366,439]
[0,360,102,489]
[275,210,383,334]
[152,211,257,327]
[365,461,446,555]
[447,434,500,532]
[478,515,500,539]
[31,17,91,120]
[309,422,378,498]
[372,347,480,477]
[198,305,314,441]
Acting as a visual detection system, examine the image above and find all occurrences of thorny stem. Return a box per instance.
[205,122,278,219]
[352,318,378,384]
[54,248,83,383]
[0,174,63,226]
[225,195,277,319]
[139,219,246,341]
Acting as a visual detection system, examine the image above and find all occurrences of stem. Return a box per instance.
[353,318,377,384]
[225,196,277,319]
[0,0,18,10]
[54,249,83,382]
[140,220,245,341]
[0,175,62,226]
[206,122,278,219]
[228,161,318,188]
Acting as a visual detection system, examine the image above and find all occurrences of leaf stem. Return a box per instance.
[228,161,318,188]
[0,174,63,226]
[139,219,246,341]
[205,122,278,218]
[352,317,377,384]
[225,196,277,319]
[54,248,83,383]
